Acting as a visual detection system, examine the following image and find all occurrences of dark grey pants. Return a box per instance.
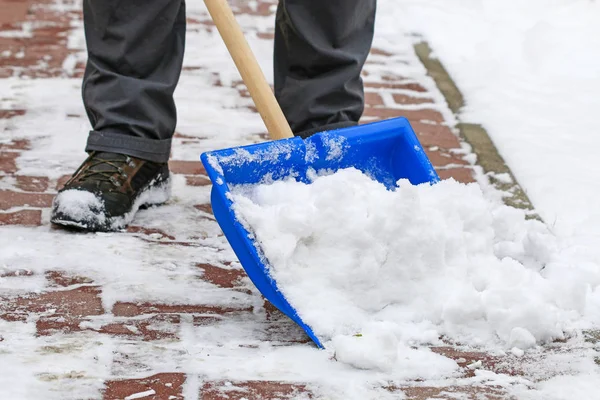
[83,0,376,163]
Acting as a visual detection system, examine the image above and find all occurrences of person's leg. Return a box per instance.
[51,0,186,231]
[274,0,376,138]
[82,0,186,163]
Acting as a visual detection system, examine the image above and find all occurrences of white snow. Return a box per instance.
[379,0,600,239]
[2,0,600,398]
[509,327,537,351]
[124,389,156,400]
[52,189,106,224]
[232,168,600,372]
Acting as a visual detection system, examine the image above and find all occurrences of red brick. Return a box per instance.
[256,302,311,343]
[193,315,224,326]
[364,81,428,92]
[364,92,384,107]
[437,167,475,184]
[363,108,445,123]
[186,175,212,186]
[55,174,71,190]
[36,315,85,336]
[37,313,180,340]
[1,286,104,323]
[15,175,49,192]
[45,270,93,287]
[231,0,275,17]
[194,203,213,215]
[136,236,224,247]
[0,138,29,151]
[174,132,200,139]
[187,18,215,27]
[0,190,54,210]
[392,93,433,105]
[431,346,523,377]
[0,110,26,120]
[103,373,186,400]
[0,0,73,78]
[370,48,393,57]
[425,149,468,167]
[201,381,311,400]
[197,263,245,289]
[99,314,180,341]
[33,286,104,315]
[127,226,176,240]
[0,269,33,278]
[0,0,31,25]
[237,87,251,98]
[112,302,252,317]
[411,122,461,149]
[399,385,508,400]
[263,299,282,321]
[0,209,41,225]
[0,152,19,174]
[169,160,207,175]
[381,73,408,82]
[257,32,275,40]
[264,321,311,345]
[1,36,69,78]
[180,140,204,146]
[182,65,205,71]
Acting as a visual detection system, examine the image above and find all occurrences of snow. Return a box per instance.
[509,327,537,351]
[124,389,156,400]
[2,0,600,398]
[380,0,600,239]
[52,189,106,224]
[231,168,600,371]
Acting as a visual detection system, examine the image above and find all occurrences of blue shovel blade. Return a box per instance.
[200,117,440,348]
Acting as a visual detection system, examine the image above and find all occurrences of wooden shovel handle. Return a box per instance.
[204,0,294,140]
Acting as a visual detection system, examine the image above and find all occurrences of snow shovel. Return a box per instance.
[200,0,440,348]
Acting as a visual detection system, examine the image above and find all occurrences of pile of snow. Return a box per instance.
[232,168,600,371]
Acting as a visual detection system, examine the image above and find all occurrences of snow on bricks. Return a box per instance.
[0,0,80,79]
[0,285,104,323]
[201,381,311,400]
[0,0,504,398]
[103,373,186,400]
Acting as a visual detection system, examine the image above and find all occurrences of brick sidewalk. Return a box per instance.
[0,1,545,400]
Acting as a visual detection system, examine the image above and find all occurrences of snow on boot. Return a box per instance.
[51,151,171,231]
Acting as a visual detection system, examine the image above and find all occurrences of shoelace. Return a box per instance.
[77,154,136,188]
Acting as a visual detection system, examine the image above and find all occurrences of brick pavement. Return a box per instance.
[0,1,569,399]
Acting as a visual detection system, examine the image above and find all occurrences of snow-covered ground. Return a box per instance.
[384,0,600,397]
[1,0,600,399]
[382,0,600,239]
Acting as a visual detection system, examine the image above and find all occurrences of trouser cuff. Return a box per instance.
[85,131,172,163]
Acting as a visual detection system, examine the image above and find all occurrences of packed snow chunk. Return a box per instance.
[334,327,458,377]
[231,167,599,364]
[508,327,537,351]
[510,347,525,358]
[332,322,399,372]
[52,189,106,223]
